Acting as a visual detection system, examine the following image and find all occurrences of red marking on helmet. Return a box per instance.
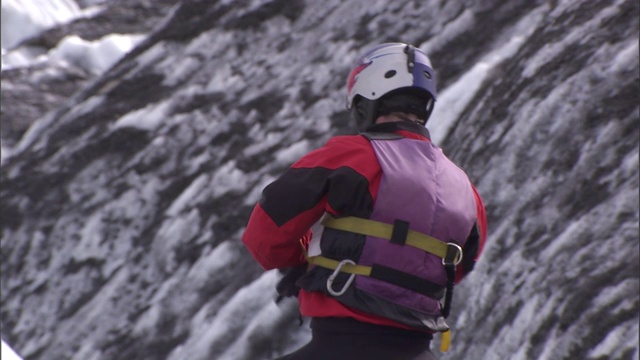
[347,61,372,94]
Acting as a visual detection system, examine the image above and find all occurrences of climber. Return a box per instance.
[242,42,488,360]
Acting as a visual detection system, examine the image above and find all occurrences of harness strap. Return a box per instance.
[307,254,372,276]
[317,215,464,352]
[321,215,462,264]
[306,254,446,299]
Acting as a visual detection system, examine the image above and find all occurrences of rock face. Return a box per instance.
[1,1,638,359]
[1,0,179,147]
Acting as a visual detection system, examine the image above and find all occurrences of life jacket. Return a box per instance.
[298,132,477,334]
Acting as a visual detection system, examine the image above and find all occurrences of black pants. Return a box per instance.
[275,317,437,360]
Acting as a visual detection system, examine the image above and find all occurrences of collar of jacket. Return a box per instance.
[364,121,431,140]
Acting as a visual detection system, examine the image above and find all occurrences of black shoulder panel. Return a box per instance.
[360,132,403,141]
[260,166,374,227]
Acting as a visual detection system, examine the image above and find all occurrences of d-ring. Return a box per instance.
[442,243,463,266]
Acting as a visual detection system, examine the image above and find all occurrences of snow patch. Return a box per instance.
[274,140,311,166]
[48,34,145,75]
[1,341,23,360]
[113,101,171,132]
[427,4,546,144]
[1,0,83,50]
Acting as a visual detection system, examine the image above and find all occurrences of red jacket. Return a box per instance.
[243,122,487,330]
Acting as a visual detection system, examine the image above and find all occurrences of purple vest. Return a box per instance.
[300,134,478,331]
[354,137,477,320]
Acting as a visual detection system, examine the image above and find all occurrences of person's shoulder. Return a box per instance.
[325,134,371,147]
[293,134,375,169]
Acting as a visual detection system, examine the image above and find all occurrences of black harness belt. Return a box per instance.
[306,215,465,353]
[306,215,462,300]
[320,215,462,262]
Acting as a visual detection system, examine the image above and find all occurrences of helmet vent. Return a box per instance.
[384,70,397,79]
[423,71,432,80]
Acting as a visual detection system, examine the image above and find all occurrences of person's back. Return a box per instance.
[242,43,488,360]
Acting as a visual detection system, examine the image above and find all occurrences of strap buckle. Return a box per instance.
[442,243,463,266]
[326,259,356,296]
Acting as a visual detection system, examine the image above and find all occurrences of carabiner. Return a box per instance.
[326,259,356,296]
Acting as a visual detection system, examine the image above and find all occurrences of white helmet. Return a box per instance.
[346,43,437,131]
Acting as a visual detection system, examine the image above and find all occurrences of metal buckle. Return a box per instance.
[442,243,463,266]
[326,259,356,296]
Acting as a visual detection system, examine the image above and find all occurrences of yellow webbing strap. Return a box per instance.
[305,254,372,276]
[321,216,450,259]
[440,329,451,352]
[306,252,455,351]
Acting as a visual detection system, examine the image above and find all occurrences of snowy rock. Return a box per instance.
[1,0,638,359]
[1,0,178,147]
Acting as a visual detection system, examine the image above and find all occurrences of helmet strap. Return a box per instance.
[352,97,378,132]
[424,97,434,125]
[404,44,416,73]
